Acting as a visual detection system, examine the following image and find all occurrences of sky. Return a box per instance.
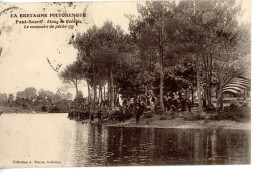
[0,0,251,97]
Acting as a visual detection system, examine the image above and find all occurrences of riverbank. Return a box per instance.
[91,107,251,130]
[2,104,250,130]
[103,116,250,130]
[94,104,250,130]
[0,105,43,114]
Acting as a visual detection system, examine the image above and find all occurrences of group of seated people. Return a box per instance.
[67,91,193,123]
[163,92,192,113]
[67,98,146,123]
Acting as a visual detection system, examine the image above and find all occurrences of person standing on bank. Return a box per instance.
[97,107,103,122]
[89,109,95,123]
[136,103,144,124]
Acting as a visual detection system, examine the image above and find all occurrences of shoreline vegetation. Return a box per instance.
[0,101,250,130]
[0,105,64,114]
[76,101,250,130]
[92,110,250,130]
[0,105,44,114]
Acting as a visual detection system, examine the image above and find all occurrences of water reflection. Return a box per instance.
[0,114,250,167]
[104,128,250,165]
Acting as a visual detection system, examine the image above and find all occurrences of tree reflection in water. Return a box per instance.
[73,125,250,166]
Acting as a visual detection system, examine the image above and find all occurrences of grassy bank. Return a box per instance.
[0,103,68,114]
[89,105,251,130]
[0,105,43,113]
[102,116,250,130]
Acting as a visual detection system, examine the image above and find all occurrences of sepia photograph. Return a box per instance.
[0,0,251,168]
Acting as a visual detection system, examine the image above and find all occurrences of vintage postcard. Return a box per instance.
[0,0,251,168]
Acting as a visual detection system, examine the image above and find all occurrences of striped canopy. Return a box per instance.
[222,77,251,94]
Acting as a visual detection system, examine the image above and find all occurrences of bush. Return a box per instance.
[159,116,167,120]
[204,105,216,112]
[230,100,239,109]
[144,112,153,118]
[209,105,251,121]
[41,105,47,112]
[49,105,61,113]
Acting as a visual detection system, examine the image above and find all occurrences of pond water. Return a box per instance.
[0,113,250,167]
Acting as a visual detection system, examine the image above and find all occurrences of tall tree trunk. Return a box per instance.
[110,69,115,108]
[93,65,97,109]
[205,74,209,107]
[206,85,211,107]
[220,94,223,110]
[208,54,213,106]
[104,85,106,101]
[159,33,164,112]
[114,87,117,106]
[216,82,223,113]
[191,86,194,104]
[74,79,79,98]
[207,79,212,107]
[107,76,111,106]
[159,64,164,111]
[203,54,212,108]
[100,85,103,102]
[87,82,91,103]
[196,57,203,116]
[98,85,101,103]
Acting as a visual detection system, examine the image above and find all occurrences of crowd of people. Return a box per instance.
[67,91,193,124]
[163,92,192,113]
[67,98,146,124]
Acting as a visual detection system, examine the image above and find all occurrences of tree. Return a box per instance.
[66,92,73,100]
[213,23,250,112]
[38,89,55,102]
[73,21,125,108]
[73,25,105,108]
[16,87,37,100]
[189,0,247,110]
[0,93,8,103]
[114,61,146,98]
[159,0,250,115]
[59,60,83,98]
[130,1,177,111]
[180,0,251,112]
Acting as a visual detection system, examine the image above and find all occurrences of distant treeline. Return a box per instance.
[0,87,73,113]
